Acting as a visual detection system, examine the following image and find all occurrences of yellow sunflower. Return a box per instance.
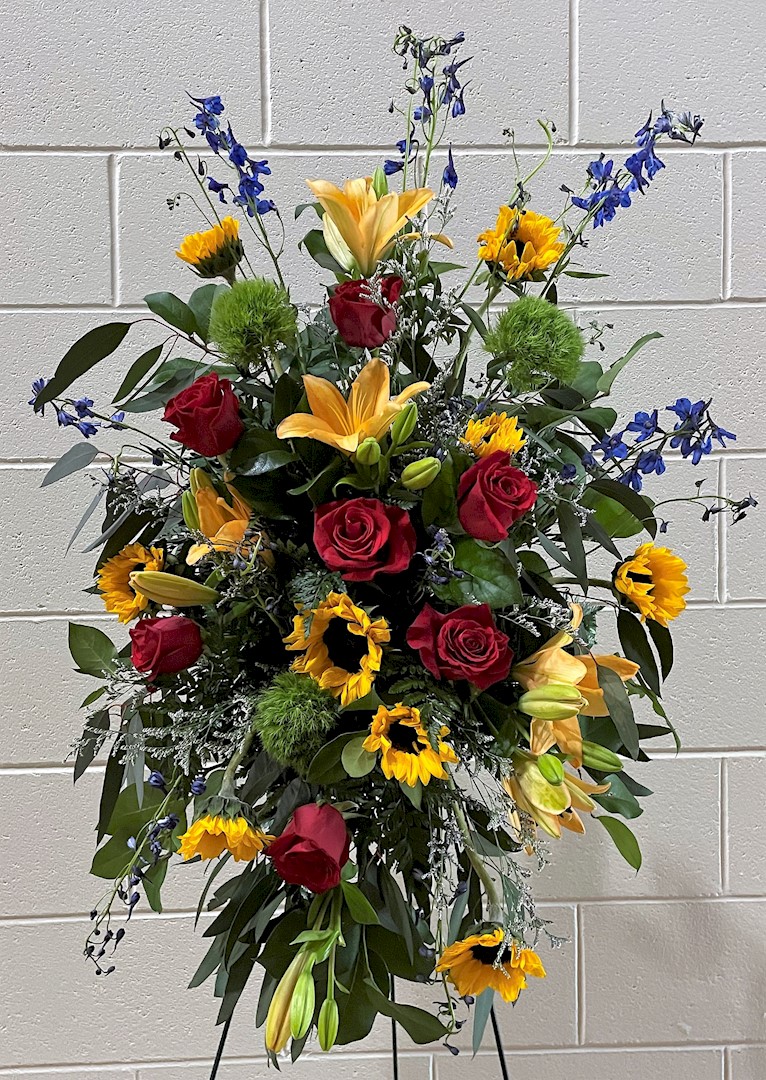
[362,703,458,787]
[478,206,565,281]
[462,411,526,459]
[436,928,546,1002]
[283,592,390,707]
[176,216,243,280]
[177,814,272,862]
[97,542,164,623]
[613,541,689,626]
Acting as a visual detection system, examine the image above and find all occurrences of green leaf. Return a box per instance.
[97,749,124,842]
[589,477,656,537]
[459,301,488,339]
[341,880,381,925]
[597,664,640,760]
[305,730,367,785]
[647,619,674,680]
[597,332,662,395]
[557,503,588,590]
[363,979,450,1044]
[112,344,164,403]
[420,450,457,528]
[617,609,661,696]
[229,428,295,476]
[144,291,198,335]
[472,988,495,1056]
[568,360,604,400]
[74,710,109,782]
[35,323,132,409]
[300,228,346,274]
[90,834,132,878]
[68,623,117,678]
[341,736,377,778]
[189,937,225,989]
[581,489,644,540]
[188,283,227,343]
[378,862,415,962]
[399,779,423,809]
[563,269,610,279]
[447,883,470,944]
[593,774,644,819]
[143,858,168,912]
[433,537,522,608]
[105,783,164,840]
[41,442,100,487]
[597,815,642,870]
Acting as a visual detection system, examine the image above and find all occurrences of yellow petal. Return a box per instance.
[302,373,353,434]
[529,718,556,757]
[276,412,360,453]
[347,358,391,428]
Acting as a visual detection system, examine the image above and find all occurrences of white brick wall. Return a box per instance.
[1,1,764,1075]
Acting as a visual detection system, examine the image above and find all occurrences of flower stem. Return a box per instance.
[447,776,502,924]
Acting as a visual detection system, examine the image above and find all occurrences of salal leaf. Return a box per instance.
[433,537,522,608]
[68,623,117,678]
[144,292,198,335]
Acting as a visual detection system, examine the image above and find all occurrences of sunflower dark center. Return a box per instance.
[323,616,368,671]
[627,570,653,585]
[470,943,511,966]
[513,238,528,258]
[387,721,420,754]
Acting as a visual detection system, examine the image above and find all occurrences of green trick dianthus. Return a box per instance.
[209,277,297,372]
[253,671,339,775]
[484,295,585,392]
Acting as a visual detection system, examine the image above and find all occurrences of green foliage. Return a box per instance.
[209,277,297,371]
[253,672,340,774]
[484,295,584,391]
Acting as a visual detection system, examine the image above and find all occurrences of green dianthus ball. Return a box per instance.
[484,295,585,392]
[209,277,297,371]
[253,672,339,775]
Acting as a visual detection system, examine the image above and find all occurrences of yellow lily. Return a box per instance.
[504,754,610,840]
[185,469,254,566]
[276,358,429,455]
[306,176,433,276]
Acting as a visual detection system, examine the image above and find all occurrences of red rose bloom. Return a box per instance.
[314,498,416,582]
[129,616,203,681]
[328,276,403,349]
[162,372,244,457]
[268,803,350,894]
[457,450,538,542]
[406,603,513,691]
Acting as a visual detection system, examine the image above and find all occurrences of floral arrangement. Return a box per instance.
[30,26,754,1073]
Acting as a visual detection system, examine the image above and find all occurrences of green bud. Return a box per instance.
[581,740,624,772]
[372,166,389,200]
[517,683,587,721]
[401,456,441,491]
[390,402,418,447]
[355,437,381,466]
[318,997,339,1052]
[181,488,200,532]
[536,754,565,785]
[290,969,316,1041]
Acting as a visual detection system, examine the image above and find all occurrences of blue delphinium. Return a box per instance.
[626,409,660,442]
[442,145,458,189]
[591,431,629,461]
[187,96,275,217]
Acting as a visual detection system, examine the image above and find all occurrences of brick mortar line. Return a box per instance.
[720,757,730,894]
[108,155,120,307]
[722,152,733,299]
[568,0,579,145]
[259,0,272,145]
[0,142,763,156]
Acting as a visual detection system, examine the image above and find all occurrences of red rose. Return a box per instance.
[406,602,513,690]
[129,616,203,681]
[162,372,244,457]
[268,803,350,894]
[328,276,403,349]
[457,450,538,542]
[314,498,416,581]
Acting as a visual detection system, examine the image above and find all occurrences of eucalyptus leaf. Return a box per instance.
[112,344,164,403]
[472,988,495,1056]
[34,323,131,409]
[597,331,662,395]
[597,815,642,870]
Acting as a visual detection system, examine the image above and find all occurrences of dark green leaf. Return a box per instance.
[188,283,227,343]
[90,834,132,878]
[112,344,164,403]
[68,623,117,678]
[273,373,304,424]
[459,301,488,339]
[472,988,495,1055]
[593,773,644,819]
[563,269,610,279]
[189,937,225,989]
[420,450,457,528]
[378,862,415,963]
[144,291,197,335]
[41,442,100,487]
[598,663,640,759]
[300,228,346,274]
[647,619,674,680]
[143,858,168,912]
[558,503,588,590]
[597,815,642,870]
[305,730,367,785]
[363,978,450,1044]
[567,361,604,400]
[97,749,124,842]
[589,477,656,537]
[617,609,661,696]
[74,709,109,781]
[341,881,381,925]
[105,783,164,840]
[34,323,131,409]
[433,537,522,608]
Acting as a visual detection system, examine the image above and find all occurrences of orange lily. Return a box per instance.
[186,469,254,566]
[275,358,429,455]
[306,176,433,276]
[504,753,610,840]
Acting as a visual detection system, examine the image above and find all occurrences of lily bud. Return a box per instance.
[371,166,389,199]
[129,571,219,608]
[181,488,200,532]
[265,953,309,1054]
[581,741,624,773]
[290,970,316,1040]
[517,683,587,721]
[537,754,565,786]
[390,402,418,447]
[401,456,441,491]
[355,437,381,466]
[318,997,339,1051]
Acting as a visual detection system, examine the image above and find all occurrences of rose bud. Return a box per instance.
[267,803,350,894]
[328,276,403,349]
[162,372,244,457]
[457,450,538,542]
